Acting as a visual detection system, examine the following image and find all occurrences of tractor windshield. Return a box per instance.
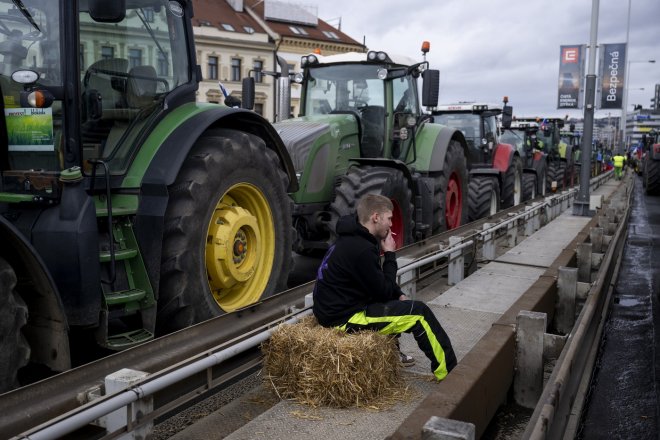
[1,0,191,174]
[303,64,385,115]
[433,113,481,148]
[79,0,191,173]
[0,0,63,171]
[500,129,525,151]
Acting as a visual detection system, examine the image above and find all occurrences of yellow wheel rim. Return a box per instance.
[205,183,275,312]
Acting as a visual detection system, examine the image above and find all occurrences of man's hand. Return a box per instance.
[399,294,409,301]
[381,230,396,253]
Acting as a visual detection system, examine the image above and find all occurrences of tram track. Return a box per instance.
[2,174,612,440]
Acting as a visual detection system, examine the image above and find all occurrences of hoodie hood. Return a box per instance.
[336,215,377,245]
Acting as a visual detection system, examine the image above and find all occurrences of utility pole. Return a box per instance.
[573,0,599,217]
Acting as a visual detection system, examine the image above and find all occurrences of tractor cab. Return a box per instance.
[432,101,510,167]
[1,0,194,185]
[500,120,541,162]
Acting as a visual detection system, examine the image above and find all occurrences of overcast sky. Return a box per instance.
[308,0,660,119]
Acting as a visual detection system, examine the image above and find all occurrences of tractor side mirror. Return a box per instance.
[422,70,439,108]
[501,105,513,129]
[88,0,126,23]
[241,77,255,110]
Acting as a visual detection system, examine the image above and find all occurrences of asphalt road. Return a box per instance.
[578,174,660,439]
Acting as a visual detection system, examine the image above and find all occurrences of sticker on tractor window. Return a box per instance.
[5,107,54,151]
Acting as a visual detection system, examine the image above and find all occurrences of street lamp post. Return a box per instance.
[621,59,655,153]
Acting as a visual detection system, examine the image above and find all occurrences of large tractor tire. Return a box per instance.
[546,161,566,192]
[329,166,414,248]
[157,129,292,333]
[535,161,547,197]
[0,256,30,393]
[431,140,468,233]
[522,173,537,202]
[645,158,660,196]
[468,176,500,222]
[501,156,523,208]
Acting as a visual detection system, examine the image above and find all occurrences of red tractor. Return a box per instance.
[432,99,525,221]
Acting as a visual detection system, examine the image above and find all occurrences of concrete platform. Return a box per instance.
[173,180,620,440]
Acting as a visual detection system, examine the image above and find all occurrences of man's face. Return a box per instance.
[373,209,393,240]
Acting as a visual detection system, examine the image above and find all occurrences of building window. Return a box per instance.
[243,26,255,34]
[255,103,264,116]
[80,44,84,70]
[207,56,218,80]
[128,48,142,68]
[101,46,114,60]
[231,58,241,82]
[157,51,169,76]
[322,30,340,39]
[289,26,308,35]
[221,23,235,32]
[254,60,263,83]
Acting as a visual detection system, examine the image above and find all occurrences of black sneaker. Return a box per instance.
[399,352,415,367]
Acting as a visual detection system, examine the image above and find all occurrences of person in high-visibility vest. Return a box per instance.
[613,154,625,180]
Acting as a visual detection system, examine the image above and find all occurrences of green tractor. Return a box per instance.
[514,117,576,192]
[499,119,548,200]
[244,46,469,253]
[0,0,297,392]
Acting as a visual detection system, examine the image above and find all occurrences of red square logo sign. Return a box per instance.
[562,47,579,64]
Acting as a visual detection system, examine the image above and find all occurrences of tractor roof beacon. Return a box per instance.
[243,42,471,255]
[0,0,297,392]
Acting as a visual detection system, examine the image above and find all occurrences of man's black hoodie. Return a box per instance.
[313,215,404,327]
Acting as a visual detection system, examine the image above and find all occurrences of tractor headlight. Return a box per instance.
[367,51,390,63]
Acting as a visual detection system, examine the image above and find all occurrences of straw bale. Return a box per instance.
[262,316,408,408]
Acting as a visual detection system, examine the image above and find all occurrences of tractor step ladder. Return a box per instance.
[98,215,156,349]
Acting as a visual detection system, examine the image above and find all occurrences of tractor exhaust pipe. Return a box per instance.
[275,56,291,122]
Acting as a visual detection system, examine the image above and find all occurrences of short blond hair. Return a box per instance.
[356,194,393,224]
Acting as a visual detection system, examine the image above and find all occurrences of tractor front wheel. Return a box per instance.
[329,166,414,248]
[432,140,468,233]
[522,173,537,202]
[546,161,566,192]
[468,176,500,222]
[645,158,660,195]
[501,156,523,208]
[0,256,30,393]
[157,129,292,333]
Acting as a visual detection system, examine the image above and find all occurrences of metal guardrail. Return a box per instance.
[5,170,615,440]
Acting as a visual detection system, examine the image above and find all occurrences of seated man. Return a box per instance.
[313,194,457,380]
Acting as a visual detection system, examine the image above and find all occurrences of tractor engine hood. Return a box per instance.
[273,115,360,172]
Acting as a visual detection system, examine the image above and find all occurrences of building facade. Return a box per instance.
[192,0,364,121]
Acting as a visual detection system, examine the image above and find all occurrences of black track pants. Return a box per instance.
[338,300,457,380]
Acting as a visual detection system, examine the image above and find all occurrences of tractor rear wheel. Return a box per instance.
[645,158,660,195]
[522,173,537,201]
[501,156,522,208]
[536,161,547,197]
[329,166,414,248]
[0,256,30,393]
[157,129,292,333]
[546,161,566,192]
[431,140,468,233]
[468,176,500,222]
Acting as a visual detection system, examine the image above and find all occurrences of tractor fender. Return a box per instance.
[416,124,468,172]
[351,157,416,194]
[492,142,517,173]
[0,215,70,372]
[469,167,502,187]
[139,105,297,194]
